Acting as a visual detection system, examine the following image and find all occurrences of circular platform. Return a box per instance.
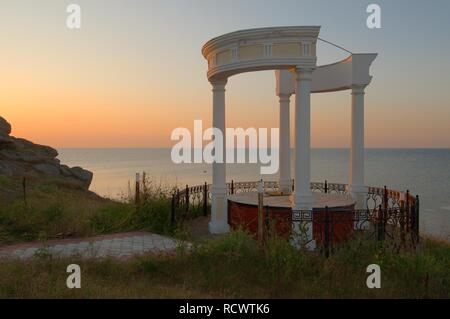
[228,192,356,240]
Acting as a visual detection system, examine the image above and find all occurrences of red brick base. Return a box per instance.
[228,200,355,243]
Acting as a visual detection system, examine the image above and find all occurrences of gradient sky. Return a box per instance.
[1,0,450,148]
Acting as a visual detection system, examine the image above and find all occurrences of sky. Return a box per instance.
[1,0,450,148]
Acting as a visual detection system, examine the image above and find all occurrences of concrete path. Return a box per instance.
[0,232,188,260]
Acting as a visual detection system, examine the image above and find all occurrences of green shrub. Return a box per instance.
[137,197,173,234]
[0,201,75,241]
[89,203,135,234]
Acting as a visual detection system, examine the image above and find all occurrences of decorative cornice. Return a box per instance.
[208,57,317,81]
[202,26,321,58]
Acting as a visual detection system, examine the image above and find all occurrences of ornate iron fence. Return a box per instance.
[170,180,420,254]
[171,183,209,225]
[291,203,419,257]
[227,180,279,195]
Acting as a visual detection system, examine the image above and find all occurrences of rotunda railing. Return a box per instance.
[170,180,420,254]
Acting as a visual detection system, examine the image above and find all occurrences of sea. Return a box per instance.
[57,148,450,240]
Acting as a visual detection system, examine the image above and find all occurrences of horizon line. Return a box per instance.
[55,147,450,150]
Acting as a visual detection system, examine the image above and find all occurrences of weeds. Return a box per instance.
[0,177,177,244]
[0,231,448,298]
[0,176,449,298]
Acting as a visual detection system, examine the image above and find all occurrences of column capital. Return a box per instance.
[293,67,314,81]
[351,84,367,95]
[210,78,228,91]
[278,93,291,103]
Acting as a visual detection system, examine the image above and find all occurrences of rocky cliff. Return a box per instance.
[0,116,93,190]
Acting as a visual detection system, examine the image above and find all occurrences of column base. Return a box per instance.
[279,179,292,194]
[209,220,230,234]
[291,220,316,251]
[210,186,230,234]
[292,191,315,250]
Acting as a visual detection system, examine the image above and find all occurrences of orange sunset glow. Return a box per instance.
[1,1,449,148]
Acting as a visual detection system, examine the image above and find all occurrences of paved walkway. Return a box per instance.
[0,232,188,260]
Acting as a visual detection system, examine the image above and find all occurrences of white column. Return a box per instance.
[278,93,292,194]
[349,85,367,208]
[209,79,230,234]
[293,68,314,210]
[291,68,315,250]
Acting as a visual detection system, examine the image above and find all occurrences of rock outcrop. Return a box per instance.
[0,117,12,136]
[0,116,93,190]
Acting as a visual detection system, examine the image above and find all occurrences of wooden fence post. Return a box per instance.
[405,191,411,236]
[400,190,408,247]
[135,173,140,205]
[377,204,385,242]
[171,193,176,226]
[324,206,330,258]
[257,179,264,243]
[414,195,420,244]
[185,185,189,213]
[203,182,208,216]
[142,171,147,202]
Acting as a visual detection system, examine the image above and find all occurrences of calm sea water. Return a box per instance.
[57,148,450,239]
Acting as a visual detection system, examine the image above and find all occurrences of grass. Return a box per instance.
[0,175,12,187]
[1,175,449,298]
[0,230,448,298]
[0,175,176,245]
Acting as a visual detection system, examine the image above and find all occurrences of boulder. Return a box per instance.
[59,164,74,177]
[0,160,26,176]
[33,163,61,176]
[12,138,58,158]
[1,149,43,163]
[70,166,93,186]
[0,117,11,135]
[0,134,14,144]
[0,115,94,191]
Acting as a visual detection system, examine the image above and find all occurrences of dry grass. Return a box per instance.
[1,176,449,298]
[0,231,448,299]
[0,176,174,245]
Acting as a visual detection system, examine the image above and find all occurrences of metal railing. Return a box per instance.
[170,180,420,253]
